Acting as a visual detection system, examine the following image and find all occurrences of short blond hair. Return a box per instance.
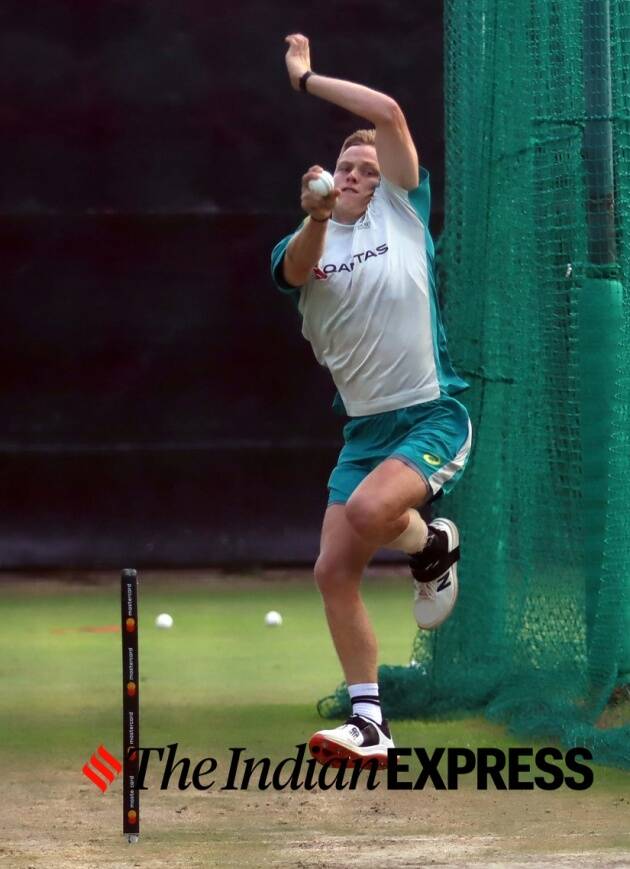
[338,128,376,158]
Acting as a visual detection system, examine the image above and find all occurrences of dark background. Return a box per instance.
[1,0,444,567]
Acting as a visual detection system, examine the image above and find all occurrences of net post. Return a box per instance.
[583,0,616,265]
[580,0,624,697]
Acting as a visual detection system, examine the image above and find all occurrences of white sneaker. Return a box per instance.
[308,715,394,769]
[409,518,460,629]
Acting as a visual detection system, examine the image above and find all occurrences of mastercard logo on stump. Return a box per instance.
[127,682,137,697]
[126,617,136,633]
[127,810,137,824]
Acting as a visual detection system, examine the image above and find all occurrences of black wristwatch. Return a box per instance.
[299,70,314,92]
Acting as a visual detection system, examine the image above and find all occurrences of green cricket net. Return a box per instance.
[319,0,630,768]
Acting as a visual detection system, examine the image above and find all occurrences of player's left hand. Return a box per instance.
[284,33,312,91]
[300,165,341,219]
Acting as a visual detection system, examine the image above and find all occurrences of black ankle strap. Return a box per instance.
[412,546,460,583]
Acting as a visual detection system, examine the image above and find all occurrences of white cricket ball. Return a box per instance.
[155,613,174,629]
[308,170,335,198]
[264,610,283,627]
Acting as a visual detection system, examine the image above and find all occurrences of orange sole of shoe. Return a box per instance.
[308,733,389,769]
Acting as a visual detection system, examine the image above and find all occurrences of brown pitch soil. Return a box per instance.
[1,765,629,868]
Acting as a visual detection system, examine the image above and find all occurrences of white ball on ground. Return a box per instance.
[155,613,174,629]
[308,170,335,198]
[264,610,283,627]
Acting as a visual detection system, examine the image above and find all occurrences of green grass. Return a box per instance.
[1,573,628,793]
[0,574,411,759]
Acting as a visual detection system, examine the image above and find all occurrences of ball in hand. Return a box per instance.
[308,170,335,198]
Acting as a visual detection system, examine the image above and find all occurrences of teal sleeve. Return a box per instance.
[408,166,431,226]
[271,232,303,302]
[332,391,348,416]
[408,168,469,397]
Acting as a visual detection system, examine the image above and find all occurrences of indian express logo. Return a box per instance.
[115,743,593,792]
[82,745,123,793]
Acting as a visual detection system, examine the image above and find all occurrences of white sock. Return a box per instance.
[386,509,429,554]
[348,682,382,725]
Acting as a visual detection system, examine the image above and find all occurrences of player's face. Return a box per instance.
[333,145,380,216]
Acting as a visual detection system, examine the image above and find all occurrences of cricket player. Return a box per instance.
[271,34,472,767]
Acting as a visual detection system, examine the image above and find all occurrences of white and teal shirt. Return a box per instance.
[271,168,468,417]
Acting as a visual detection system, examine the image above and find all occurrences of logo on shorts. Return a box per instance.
[423,453,442,467]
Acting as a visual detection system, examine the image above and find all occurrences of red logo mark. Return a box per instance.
[82,745,123,793]
[312,266,328,280]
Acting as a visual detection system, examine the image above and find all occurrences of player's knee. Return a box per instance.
[345,493,383,541]
[313,556,341,594]
[314,556,359,598]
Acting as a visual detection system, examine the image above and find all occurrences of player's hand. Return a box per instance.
[285,33,312,91]
[300,166,341,220]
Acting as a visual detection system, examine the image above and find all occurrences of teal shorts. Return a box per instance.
[327,395,472,506]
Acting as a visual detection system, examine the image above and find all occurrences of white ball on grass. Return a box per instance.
[155,613,174,629]
[264,610,283,627]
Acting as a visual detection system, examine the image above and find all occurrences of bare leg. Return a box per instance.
[345,457,431,546]
[314,504,379,684]
[314,459,431,683]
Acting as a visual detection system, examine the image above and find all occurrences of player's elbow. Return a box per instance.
[282,251,309,288]
[376,99,405,127]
